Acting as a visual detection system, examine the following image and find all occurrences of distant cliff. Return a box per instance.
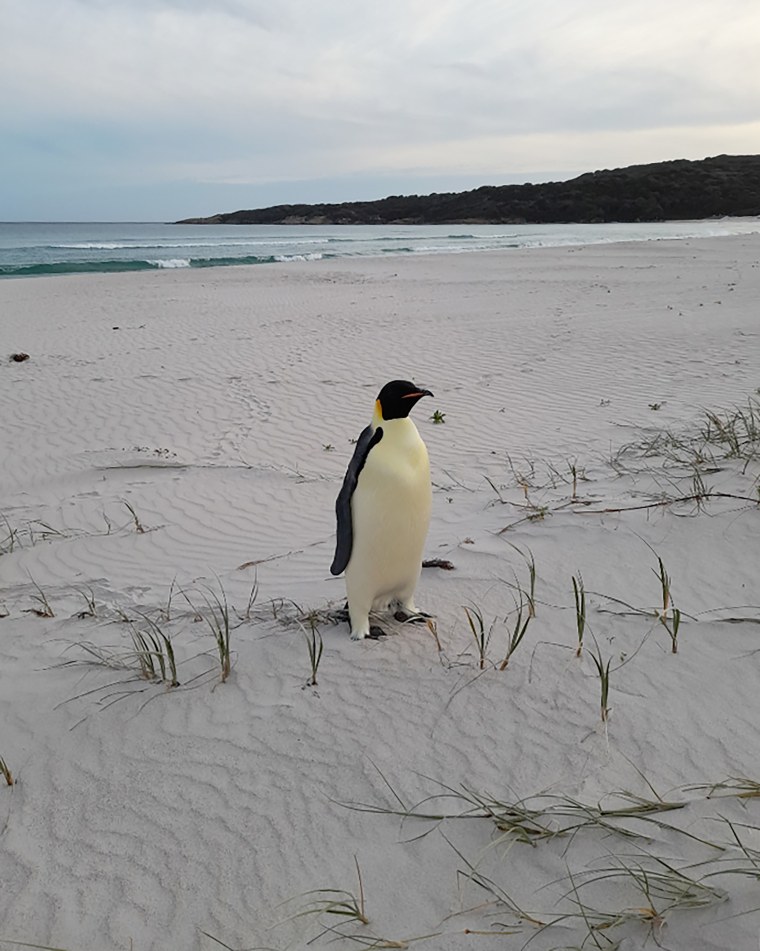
[178,155,760,226]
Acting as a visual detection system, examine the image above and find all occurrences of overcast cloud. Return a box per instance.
[2,0,759,220]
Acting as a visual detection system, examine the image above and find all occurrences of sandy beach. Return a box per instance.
[1,235,760,951]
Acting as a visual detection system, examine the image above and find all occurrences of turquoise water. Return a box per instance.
[1,219,759,278]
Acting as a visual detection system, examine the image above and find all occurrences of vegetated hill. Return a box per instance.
[178,155,760,225]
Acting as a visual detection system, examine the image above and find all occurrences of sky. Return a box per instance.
[2,0,759,222]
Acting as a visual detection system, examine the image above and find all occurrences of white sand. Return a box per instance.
[1,236,759,950]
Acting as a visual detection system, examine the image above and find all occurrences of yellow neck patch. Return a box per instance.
[373,399,384,423]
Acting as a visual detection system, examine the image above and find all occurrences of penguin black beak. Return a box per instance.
[403,388,434,399]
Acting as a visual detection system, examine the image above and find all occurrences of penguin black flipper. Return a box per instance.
[330,424,384,576]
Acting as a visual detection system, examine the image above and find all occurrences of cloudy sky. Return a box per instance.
[3,0,759,221]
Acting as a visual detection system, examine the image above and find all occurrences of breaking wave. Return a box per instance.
[0,253,333,277]
[3,219,759,279]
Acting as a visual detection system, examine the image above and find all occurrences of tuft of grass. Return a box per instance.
[275,853,441,949]
[343,778,695,848]
[621,395,760,477]
[302,615,324,687]
[25,575,54,618]
[430,409,446,424]
[0,755,14,786]
[561,853,727,919]
[130,617,179,687]
[277,856,369,945]
[572,573,586,656]
[450,836,728,947]
[73,585,97,619]
[61,621,180,689]
[463,604,492,670]
[498,592,532,671]
[702,397,760,465]
[183,581,232,683]
[505,454,537,494]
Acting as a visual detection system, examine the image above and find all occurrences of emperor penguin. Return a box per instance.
[330,380,433,640]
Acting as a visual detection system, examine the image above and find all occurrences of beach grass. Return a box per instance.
[73,585,97,619]
[25,575,54,618]
[301,614,324,687]
[182,581,233,683]
[463,604,492,670]
[505,544,537,618]
[336,764,760,948]
[130,617,179,687]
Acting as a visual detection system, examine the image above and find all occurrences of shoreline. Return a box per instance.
[2,218,759,280]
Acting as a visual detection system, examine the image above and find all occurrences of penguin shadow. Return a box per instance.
[330,602,433,639]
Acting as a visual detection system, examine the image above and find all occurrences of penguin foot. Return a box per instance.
[394,609,434,624]
[349,625,386,640]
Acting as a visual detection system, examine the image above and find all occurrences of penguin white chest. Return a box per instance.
[346,419,431,609]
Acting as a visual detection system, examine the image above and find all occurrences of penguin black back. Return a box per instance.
[330,380,433,577]
[330,424,383,575]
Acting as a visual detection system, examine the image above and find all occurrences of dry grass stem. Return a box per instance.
[0,756,14,786]
[498,591,532,670]
[122,499,145,533]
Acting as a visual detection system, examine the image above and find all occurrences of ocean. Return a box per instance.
[1,219,759,278]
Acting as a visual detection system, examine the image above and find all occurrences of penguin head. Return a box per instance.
[375,380,434,420]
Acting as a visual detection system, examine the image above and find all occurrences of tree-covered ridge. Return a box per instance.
[178,155,760,225]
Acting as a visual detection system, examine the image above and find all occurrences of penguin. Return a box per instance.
[330,379,433,640]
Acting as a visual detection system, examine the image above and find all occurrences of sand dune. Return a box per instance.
[1,236,760,950]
